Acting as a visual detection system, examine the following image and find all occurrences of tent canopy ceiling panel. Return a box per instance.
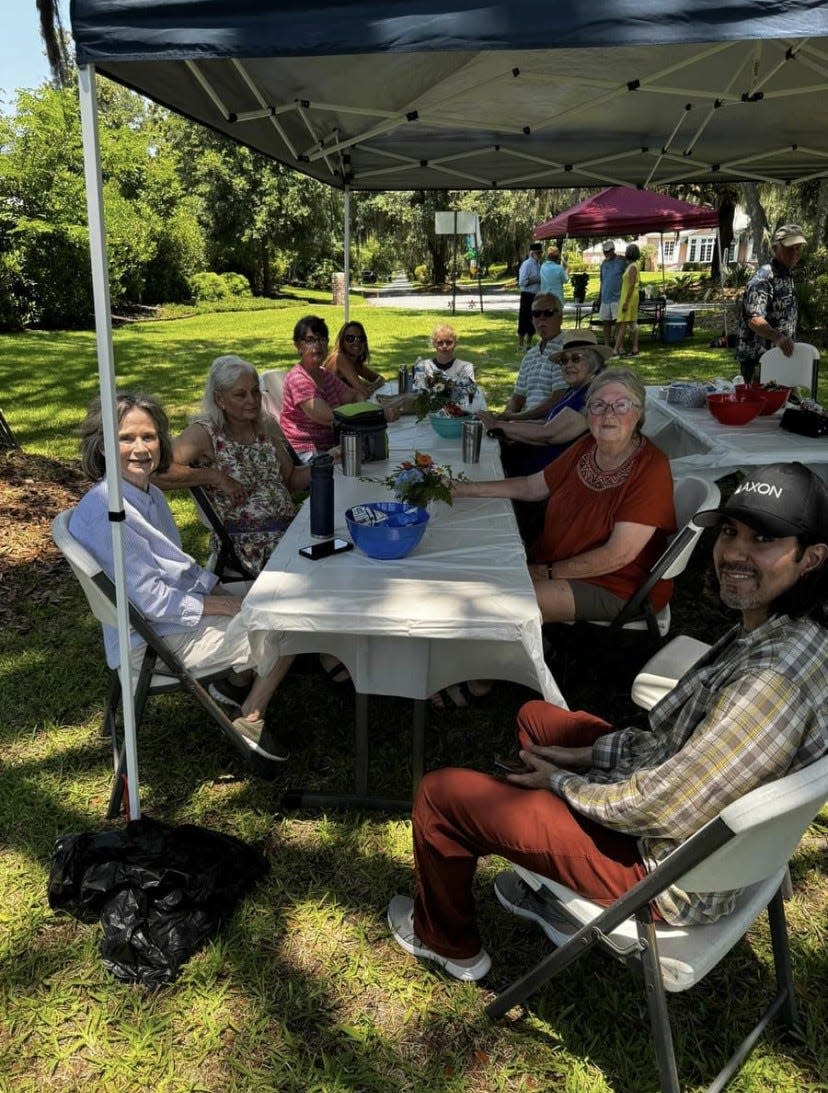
[71,0,828,189]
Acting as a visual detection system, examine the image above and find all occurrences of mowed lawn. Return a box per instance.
[1,299,826,1093]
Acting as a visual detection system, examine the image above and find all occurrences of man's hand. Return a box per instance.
[475,410,498,428]
[776,333,795,356]
[505,748,562,788]
[505,743,592,788]
[528,562,550,583]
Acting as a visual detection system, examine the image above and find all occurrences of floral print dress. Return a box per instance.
[196,419,297,576]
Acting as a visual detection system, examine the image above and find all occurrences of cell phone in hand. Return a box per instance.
[494,755,530,774]
[299,538,353,560]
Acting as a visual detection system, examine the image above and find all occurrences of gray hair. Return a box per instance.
[580,348,606,378]
[79,392,173,481]
[201,354,261,428]
[586,367,647,430]
[532,292,563,313]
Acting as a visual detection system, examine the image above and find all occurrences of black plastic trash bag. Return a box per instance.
[48,815,268,985]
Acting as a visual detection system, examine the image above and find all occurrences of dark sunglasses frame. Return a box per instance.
[343,333,366,343]
[532,308,562,318]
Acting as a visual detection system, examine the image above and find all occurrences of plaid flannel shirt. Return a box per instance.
[547,614,828,924]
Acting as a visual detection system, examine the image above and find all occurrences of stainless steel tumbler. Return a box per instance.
[341,432,362,476]
[461,418,483,463]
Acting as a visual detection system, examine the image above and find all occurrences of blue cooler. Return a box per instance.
[661,316,687,343]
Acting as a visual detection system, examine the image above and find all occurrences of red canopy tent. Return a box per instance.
[533,186,719,239]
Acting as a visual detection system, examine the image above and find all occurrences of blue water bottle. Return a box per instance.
[309,453,334,538]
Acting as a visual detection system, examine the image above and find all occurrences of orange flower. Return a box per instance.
[414,452,434,467]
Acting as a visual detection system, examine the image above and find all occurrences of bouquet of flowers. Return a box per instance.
[413,370,478,421]
[384,451,466,507]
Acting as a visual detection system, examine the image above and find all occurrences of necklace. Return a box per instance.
[593,436,640,472]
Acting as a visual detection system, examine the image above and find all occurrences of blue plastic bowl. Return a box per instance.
[429,411,470,439]
[345,501,430,559]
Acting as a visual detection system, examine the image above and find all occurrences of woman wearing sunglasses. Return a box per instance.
[454,367,676,625]
[280,315,398,459]
[477,332,612,478]
[325,320,385,398]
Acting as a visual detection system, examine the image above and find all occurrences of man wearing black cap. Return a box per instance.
[388,462,828,981]
[517,241,544,349]
[736,224,806,384]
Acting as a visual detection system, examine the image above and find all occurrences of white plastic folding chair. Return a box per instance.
[759,342,820,400]
[259,368,289,419]
[488,753,828,1093]
[592,475,720,641]
[52,509,274,818]
[630,634,712,710]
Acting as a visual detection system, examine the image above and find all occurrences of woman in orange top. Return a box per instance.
[453,367,675,623]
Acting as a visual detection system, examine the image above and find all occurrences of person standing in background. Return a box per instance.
[540,245,569,304]
[613,244,641,358]
[736,224,806,384]
[517,242,543,349]
[597,241,626,347]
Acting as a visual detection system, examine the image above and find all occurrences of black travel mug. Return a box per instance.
[309,453,335,538]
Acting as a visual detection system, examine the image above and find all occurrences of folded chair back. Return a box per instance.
[759,342,819,399]
[607,475,720,638]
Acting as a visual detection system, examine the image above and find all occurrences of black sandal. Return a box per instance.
[430,681,493,711]
[319,655,352,686]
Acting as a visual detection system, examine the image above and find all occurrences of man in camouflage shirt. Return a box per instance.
[736,224,806,384]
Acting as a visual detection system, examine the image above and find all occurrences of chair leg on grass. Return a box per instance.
[636,908,681,1093]
[768,886,798,1030]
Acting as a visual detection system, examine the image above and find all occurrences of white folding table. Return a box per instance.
[643,388,828,482]
[231,412,565,809]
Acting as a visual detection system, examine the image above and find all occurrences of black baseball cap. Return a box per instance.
[695,462,828,541]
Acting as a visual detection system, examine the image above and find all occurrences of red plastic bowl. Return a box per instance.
[706,393,765,425]
[747,384,792,415]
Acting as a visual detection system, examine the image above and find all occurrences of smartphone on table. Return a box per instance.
[299,538,354,560]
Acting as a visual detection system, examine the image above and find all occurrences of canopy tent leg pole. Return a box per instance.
[451,210,458,315]
[343,185,350,323]
[78,64,141,821]
[660,232,666,294]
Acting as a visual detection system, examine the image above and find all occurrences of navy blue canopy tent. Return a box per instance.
[67,0,828,816]
[72,0,828,190]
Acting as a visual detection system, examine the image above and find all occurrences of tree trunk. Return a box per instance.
[711,192,736,280]
[741,183,769,261]
[813,178,828,248]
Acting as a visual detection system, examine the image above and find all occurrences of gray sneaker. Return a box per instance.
[494,870,576,947]
[387,895,491,981]
[231,715,289,763]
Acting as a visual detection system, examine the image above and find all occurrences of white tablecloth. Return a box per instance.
[233,412,565,707]
[643,388,828,481]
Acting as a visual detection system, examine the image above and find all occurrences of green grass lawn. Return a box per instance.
[1,305,826,1093]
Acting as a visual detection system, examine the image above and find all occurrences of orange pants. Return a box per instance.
[411,701,648,959]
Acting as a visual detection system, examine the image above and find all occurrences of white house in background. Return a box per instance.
[578,209,756,271]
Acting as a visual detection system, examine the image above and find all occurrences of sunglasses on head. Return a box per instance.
[532,308,561,318]
[343,333,366,343]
